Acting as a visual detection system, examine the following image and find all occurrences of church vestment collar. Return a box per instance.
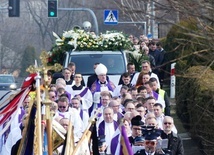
[99,81,108,84]
[72,85,83,90]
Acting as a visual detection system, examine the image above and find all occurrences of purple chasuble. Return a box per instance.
[98,120,118,136]
[93,80,114,95]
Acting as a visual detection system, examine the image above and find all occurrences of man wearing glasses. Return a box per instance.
[57,96,83,142]
[134,128,162,155]
[48,90,57,102]
[161,116,184,155]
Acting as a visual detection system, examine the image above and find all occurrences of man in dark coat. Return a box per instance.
[87,63,100,89]
[134,128,163,155]
[161,116,184,155]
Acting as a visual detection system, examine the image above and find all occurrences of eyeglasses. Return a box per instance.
[145,140,156,146]
[164,122,172,125]
[74,76,81,78]
[59,106,66,109]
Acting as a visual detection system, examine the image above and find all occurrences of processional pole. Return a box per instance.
[27,51,62,155]
[26,60,43,155]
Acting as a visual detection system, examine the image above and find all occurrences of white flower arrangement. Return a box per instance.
[48,29,133,65]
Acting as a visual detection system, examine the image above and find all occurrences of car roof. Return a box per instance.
[69,50,123,55]
[0,74,14,76]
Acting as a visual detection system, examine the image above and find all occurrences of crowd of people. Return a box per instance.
[0,35,184,155]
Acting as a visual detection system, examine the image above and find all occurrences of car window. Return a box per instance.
[69,54,126,75]
[0,76,14,83]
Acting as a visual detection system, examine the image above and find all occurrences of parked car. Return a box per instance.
[0,74,17,90]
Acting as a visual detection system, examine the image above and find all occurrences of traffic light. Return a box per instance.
[48,0,58,18]
[8,0,20,17]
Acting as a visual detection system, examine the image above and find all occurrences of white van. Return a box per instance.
[63,50,128,85]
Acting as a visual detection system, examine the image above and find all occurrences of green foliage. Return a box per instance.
[163,17,214,75]
[128,52,149,71]
[20,46,36,77]
[176,66,214,154]
[164,16,214,153]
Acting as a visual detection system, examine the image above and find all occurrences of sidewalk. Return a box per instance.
[170,99,201,155]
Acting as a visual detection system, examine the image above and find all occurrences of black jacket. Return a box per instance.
[134,149,162,155]
[161,131,184,155]
[87,74,97,89]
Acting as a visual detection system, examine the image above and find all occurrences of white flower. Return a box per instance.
[53,30,131,51]
[63,30,74,38]
[53,32,61,39]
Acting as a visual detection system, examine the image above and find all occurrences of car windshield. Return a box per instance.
[0,76,15,83]
[69,53,126,75]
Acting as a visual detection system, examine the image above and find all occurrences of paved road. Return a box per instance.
[179,133,202,155]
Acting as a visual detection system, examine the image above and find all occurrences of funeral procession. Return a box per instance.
[0,0,213,155]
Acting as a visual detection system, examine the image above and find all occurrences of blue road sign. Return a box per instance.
[104,10,118,25]
[147,33,153,39]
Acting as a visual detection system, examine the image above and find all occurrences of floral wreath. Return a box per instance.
[48,29,133,65]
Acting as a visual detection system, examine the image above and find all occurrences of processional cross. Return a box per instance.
[26,51,63,155]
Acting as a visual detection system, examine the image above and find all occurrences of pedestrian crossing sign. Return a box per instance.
[104,10,118,25]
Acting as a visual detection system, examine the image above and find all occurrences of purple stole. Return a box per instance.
[76,87,89,97]
[152,91,159,100]
[65,91,71,102]
[117,112,123,121]
[94,80,114,94]
[94,80,114,108]
[98,120,118,136]
[79,109,83,120]
[58,113,65,118]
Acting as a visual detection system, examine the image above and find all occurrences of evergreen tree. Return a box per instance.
[20,46,36,77]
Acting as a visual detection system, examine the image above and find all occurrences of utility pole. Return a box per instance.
[0,35,2,71]
[147,1,151,37]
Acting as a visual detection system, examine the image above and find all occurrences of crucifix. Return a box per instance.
[26,50,63,155]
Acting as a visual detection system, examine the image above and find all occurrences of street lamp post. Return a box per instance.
[58,8,99,35]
